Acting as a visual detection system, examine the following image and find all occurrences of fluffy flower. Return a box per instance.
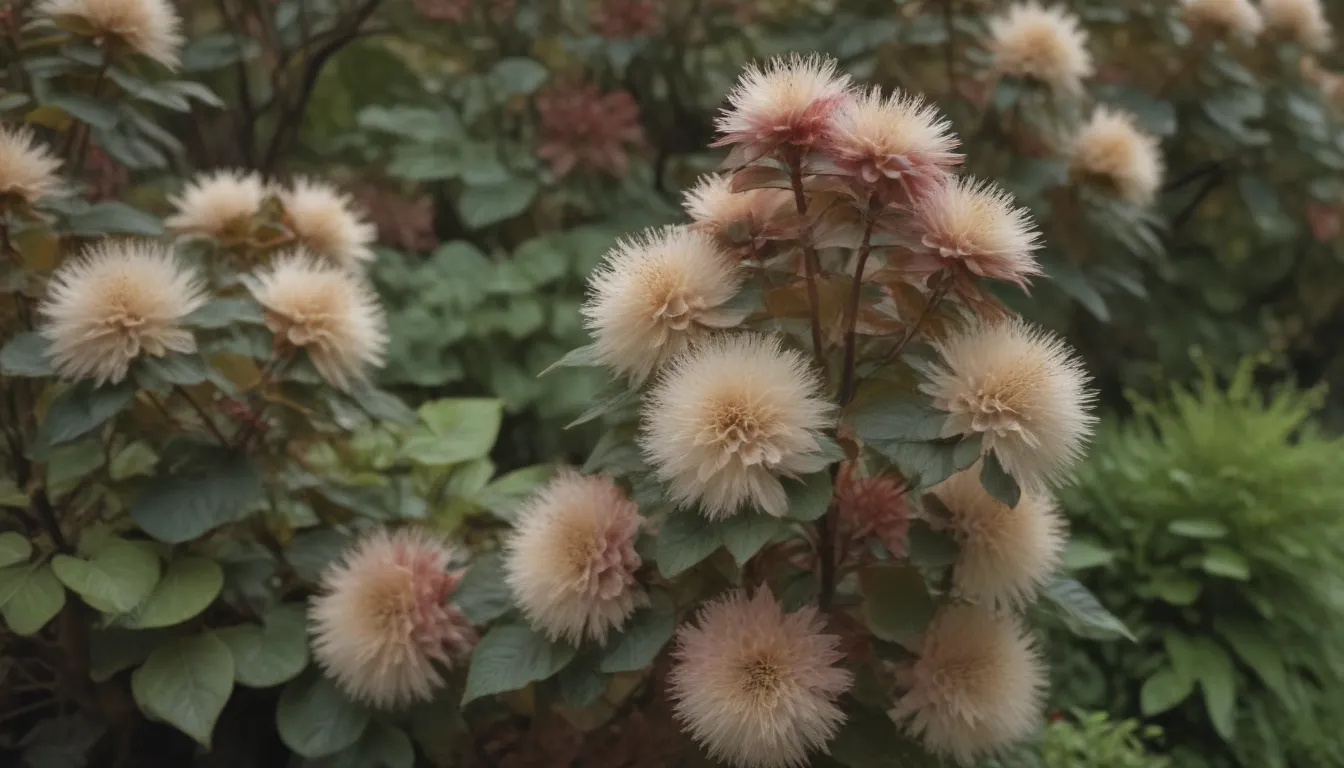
[0,125,61,211]
[504,472,646,645]
[892,605,1046,765]
[536,84,645,178]
[309,528,476,709]
[39,241,204,386]
[247,253,388,390]
[912,177,1043,289]
[1069,106,1165,208]
[835,461,910,560]
[682,173,790,243]
[1262,0,1331,50]
[37,0,183,68]
[988,3,1093,93]
[713,54,852,162]
[930,467,1065,609]
[825,87,962,205]
[921,319,1096,491]
[582,226,745,382]
[164,169,268,239]
[279,178,376,269]
[1182,0,1263,39]
[669,589,852,768]
[641,334,832,519]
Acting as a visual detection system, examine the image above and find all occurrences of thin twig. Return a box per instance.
[838,194,882,408]
[878,272,954,370]
[942,0,956,100]
[0,697,57,726]
[174,385,229,446]
[786,152,830,379]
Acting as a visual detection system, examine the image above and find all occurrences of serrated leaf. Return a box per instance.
[121,556,223,629]
[276,670,371,757]
[462,624,576,704]
[215,604,309,688]
[1042,574,1134,641]
[453,552,512,625]
[51,539,161,614]
[599,592,676,673]
[131,633,234,747]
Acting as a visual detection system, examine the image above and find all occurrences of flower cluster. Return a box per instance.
[535,84,645,178]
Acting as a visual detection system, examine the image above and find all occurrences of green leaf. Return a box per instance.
[48,95,116,128]
[131,447,264,543]
[457,179,538,230]
[180,33,258,72]
[185,297,263,329]
[979,452,1021,508]
[473,464,556,521]
[215,604,309,688]
[51,540,161,614]
[1168,519,1228,539]
[0,332,53,376]
[906,519,959,568]
[558,653,609,709]
[131,633,235,747]
[0,479,25,508]
[1042,575,1135,641]
[1061,538,1115,571]
[0,562,65,635]
[655,509,721,578]
[0,532,32,568]
[829,702,942,768]
[512,235,571,287]
[1140,665,1194,716]
[1189,639,1237,741]
[453,552,512,625]
[860,564,935,645]
[121,556,223,629]
[1216,618,1291,704]
[37,379,135,447]
[784,472,833,522]
[90,627,168,682]
[540,343,602,376]
[65,202,163,236]
[845,387,947,443]
[490,57,550,95]
[402,398,503,466]
[276,670,371,757]
[718,512,786,564]
[307,722,415,768]
[599,591,676,673]
[134,354,209,388]
[1149,573,1202,605]
[1201,546,1250,580]
[462,624,576,704]
[109,440,157,481]
[873,435,981,490]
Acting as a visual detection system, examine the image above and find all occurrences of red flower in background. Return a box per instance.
[835,461,911,561]
[413,0,514,22]
[352,183,437,253]
[535,84,644,179]
[590,0,661,37]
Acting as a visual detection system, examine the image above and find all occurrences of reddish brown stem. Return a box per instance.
[786,152,829,379]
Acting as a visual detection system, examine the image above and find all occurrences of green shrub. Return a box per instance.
[1056,361,1344,767]
[1041,711,1171,768]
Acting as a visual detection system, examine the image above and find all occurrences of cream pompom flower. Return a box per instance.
[504,471,646,645]
[1182,0,1263,40]
[0,125,62,212]
[582,226,745,382]
[37,0,183,68]
[669,589,852,768]
[165,169,269,240]
[309,528,476,709]
[892,605,1046,765]
[247,253,388,391]
[930,467,1065,609]
[641,334,833,519]
[1262,0,1331,50]
[911,177,1043,289]
[1070,106,1165,208]
[921,319,1096,491]
[825,87,962,206]
[279,178,377,269]
[682,173,790,243]
[39,241,205,386]
[988,2,1094,93]
[713,53,852,162]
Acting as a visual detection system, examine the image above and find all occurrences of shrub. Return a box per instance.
[1039,711,1171,768]
[1055,360,1344,767]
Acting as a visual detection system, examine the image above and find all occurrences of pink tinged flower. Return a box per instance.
[713,54,852,163]
[912,176,1043,290]
[892,605,1047,765]
[39,240,206,386]
[920,319,1096,491]
[669,589,853,768]
[309,528,477,709]
[989,3,1094,94]
[682,172,792,245]
[930,467,1065,609]
[1070,106,1165,208]
[825,87,963,206]
[1262,0,1331,50]
[504,472,647,645]
[582,226,746,382]
[641,333,834,520]
[0,125,62,211]
[835,461,910,560]
[535,84,645,179]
